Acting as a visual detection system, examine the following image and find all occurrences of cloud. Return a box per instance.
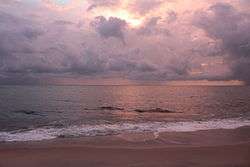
[0,11,43,57]
[91,16,127,44]
[194,2,250,83]
[137,17,170,36]
[87,0,121,11]
[1,0,250,85]
[69,49,107,75]
[53,20,75,26]
[166,11,177,23]
[128,0,163,15]
[108,57,157,73]
[0,74,41,85]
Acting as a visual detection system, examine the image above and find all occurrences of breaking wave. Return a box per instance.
[1,118,250,142]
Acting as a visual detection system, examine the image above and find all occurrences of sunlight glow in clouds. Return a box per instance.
[94,9,144,28]
[44,0,143,27]
[0,0,249,85]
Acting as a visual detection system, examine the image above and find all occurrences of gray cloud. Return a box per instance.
[137,17,170,36]
[1,1,250,85]
[128,0,163,15]
[53,20,75,26]
[194,2,250,83]
[108,57,157,73]
[87,0,121,11]
[0,74,41,85]
[0,11,44,69]
[166,11,177,23]
[69,49,107,75]
[91,16,127,44]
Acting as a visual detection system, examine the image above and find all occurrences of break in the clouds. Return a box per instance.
[0,0,249,85]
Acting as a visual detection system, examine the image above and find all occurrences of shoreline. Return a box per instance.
[1,117,250,142]
[1,126,250,167]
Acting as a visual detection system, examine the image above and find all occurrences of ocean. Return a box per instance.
[0,85,250,142]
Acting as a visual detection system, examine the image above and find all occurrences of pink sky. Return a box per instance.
[0,0,249,85]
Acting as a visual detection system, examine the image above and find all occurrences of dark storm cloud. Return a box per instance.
[91,16,127,44]
[194,2,250,83]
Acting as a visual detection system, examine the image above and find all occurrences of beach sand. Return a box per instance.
[0,126,250,167]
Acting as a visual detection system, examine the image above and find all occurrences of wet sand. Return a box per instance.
[0,126,250,167]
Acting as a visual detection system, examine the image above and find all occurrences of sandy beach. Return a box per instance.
[1,0,250,165]
[1,126,250,167]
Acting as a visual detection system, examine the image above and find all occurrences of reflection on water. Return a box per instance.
[0,85,250,131]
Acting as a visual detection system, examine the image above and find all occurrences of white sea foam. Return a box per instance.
[1,118,250,142]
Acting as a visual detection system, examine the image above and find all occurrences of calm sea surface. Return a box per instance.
[0,85,250,141]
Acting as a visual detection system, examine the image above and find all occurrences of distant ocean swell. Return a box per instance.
[0,118,250,142]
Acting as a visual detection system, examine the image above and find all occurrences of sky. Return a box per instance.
[0,0,249,85]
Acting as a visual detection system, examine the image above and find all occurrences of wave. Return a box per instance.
[1,118,250,142]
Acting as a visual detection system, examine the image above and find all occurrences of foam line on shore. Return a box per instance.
[1,118,250,142]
